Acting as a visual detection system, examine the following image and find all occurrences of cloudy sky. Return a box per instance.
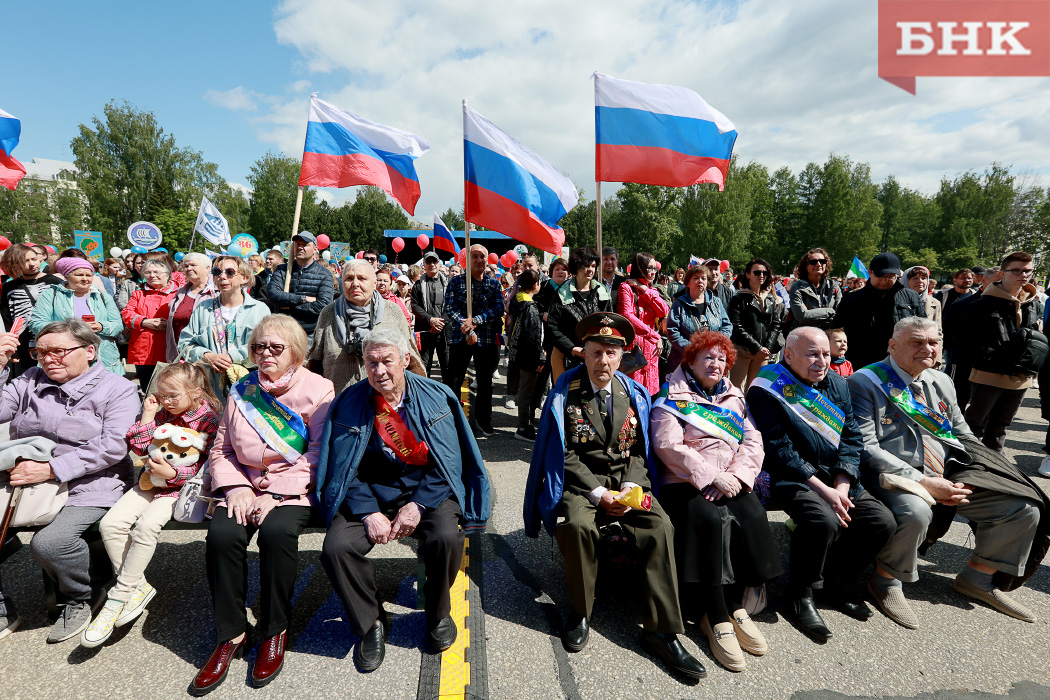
[8,0,1050,222]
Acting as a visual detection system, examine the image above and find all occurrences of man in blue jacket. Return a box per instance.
[316,326,490,672]
[747,327,896,641]
[523,313,704,680]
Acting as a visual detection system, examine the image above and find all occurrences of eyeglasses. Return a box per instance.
[30,345,87,361]
[646,265,659,272]
[807,259,827,267]
[211,267,239,278]
[1003,267,1034,277]
[750,270,769,277]
[157,391,187,403]
[250,342,287,356]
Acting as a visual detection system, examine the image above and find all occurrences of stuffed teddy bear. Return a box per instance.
[131,424,207,491]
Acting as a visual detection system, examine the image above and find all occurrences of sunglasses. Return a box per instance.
[250,342,287,356]
[211,267,239,278]
[807,259,827,267]
[364,256,378,263]
[750,270,770,277]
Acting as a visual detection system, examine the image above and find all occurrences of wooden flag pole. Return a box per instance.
[595,180,603,254]
[285,94,315,293]
[462,99,473,321]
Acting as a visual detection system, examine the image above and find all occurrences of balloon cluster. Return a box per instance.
[499,249,519,268]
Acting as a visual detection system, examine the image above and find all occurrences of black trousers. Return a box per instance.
[419,331,449,380]
[948,362,974,414]
[445,342,499,427]
[778,487,895,595]
[964,383,1027,452]
[206,505,311,644]
[321,499,464,635]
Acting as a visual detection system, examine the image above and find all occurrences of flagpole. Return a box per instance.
[187,230,197,254]
[462,100,472,321]
[595,180,602,253]
[285,94,314,293]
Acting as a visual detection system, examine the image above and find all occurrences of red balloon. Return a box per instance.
[392,237,405,253]
[499,253,512,268]
[0,236,10,251]
[356,251,364,259]
[504,250,519,265]
[626,264,632,274]
[416,234,430,250]
[719,260,730,273]
[45,245,56,254]
[654,260,662,271]
[488,253,498,265]
[316,234,330,250]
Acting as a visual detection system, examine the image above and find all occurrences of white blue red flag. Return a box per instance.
[433,213,460,256]
[0,107,26,191]
[299,96,430,215]
[594,73,737,191]
[463,103,578,255]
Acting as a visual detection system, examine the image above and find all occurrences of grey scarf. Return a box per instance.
[334,289,386,353]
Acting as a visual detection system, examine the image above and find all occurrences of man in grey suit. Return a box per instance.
[848,316,1040,628]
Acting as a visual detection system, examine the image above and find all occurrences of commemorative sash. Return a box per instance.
[750,364,845,448]
[372,394,430,466]
[230,373,308,463]
[856,362,963,449]
[653,384,744,449]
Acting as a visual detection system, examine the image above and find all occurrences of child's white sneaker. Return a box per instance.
[115,583,156,628]
[81,600,123,648]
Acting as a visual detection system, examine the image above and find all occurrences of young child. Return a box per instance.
[81,362,222,648]
[508,269,546,441]
[826,327,854,378]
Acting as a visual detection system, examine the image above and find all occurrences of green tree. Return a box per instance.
[610,183,682,265]
[0,178,53,243]
[70,100,224,240]
[346,187,409,251]
[152,208,198,253]
[247,152,318,249]
[679,158,755,269]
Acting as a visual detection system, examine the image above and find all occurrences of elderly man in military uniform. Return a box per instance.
[524,313,705,680]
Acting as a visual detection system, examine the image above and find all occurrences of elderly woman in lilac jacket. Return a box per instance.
[0,319,140,644]
[651,330,779,674]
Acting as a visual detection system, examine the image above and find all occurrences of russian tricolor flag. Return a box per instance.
[0,108,26,191]
[299,96,429,215]
[463,104,578,255]
[594,73,737,191]
[433,213,460,256]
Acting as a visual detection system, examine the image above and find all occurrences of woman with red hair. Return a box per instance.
[650,330,780,674]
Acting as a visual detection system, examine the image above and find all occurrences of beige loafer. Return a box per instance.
[731,609,767,656]
[701,616,745,672]
[953,574,1035,622]
[866,581,918,629]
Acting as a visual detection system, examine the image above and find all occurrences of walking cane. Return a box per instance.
[0,485,24,551]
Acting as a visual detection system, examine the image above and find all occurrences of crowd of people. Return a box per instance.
[0,235,1047,690]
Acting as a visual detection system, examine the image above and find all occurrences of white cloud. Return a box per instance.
[213,0,1050,222]
[204,86,262,112]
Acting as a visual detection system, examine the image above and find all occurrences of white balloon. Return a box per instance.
[321,250,332,261]
[122,249,132,256]
[109,247,122,257]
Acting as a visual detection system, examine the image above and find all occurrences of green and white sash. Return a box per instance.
[230,373,308,463]
[653,384,744,449]
[750,363,844,448]
[856,362,963,450]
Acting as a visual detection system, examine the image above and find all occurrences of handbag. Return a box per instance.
[173,459,215,523]
[0,478,69,527]
[618,344,648,374]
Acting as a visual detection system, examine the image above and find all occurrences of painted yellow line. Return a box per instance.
[438,538,471,699]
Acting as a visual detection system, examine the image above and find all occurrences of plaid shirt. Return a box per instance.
[127,402,221,495]
[444,273,504,345]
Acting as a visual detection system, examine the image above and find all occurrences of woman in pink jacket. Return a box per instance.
[191,314,334,696]
[651,330,780,674]
[617,252,669,394]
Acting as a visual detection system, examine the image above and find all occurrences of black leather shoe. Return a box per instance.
[824,590,873,621]
[428,616,457,652]
[355,618,386,672]
[562,613,589,652]
[790,596,832,641]
[640,631,706,679]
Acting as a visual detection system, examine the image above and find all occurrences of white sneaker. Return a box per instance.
[81,600,123,648]
[505,397,516,409]
[115,583,156,627]
[1039,454,1050,478]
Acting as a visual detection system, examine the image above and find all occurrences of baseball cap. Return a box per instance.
[423,251,440,262]
[870,252,901,277]
[292,231,317,244]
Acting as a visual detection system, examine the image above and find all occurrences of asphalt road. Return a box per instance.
[1,367,1049,700]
